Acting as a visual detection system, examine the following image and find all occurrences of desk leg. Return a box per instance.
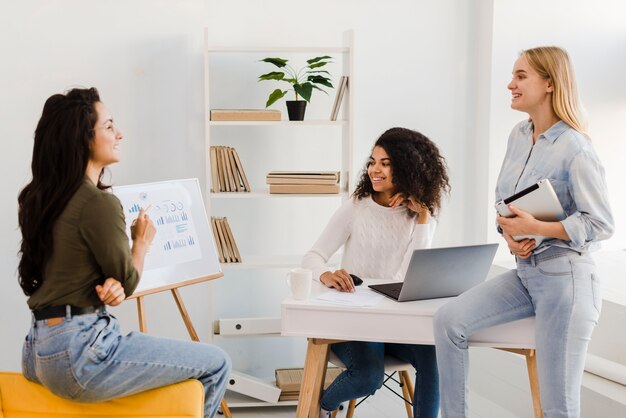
[296,339,330,418]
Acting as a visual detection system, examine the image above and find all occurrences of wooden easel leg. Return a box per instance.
[296,339,330,418]
[171,288,201,341]
[168,289,232,418]
[136,296,147,333]
[524,349,544,418]
[220,398,232,417]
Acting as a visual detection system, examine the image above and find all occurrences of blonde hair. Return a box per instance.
[522,46,587,133]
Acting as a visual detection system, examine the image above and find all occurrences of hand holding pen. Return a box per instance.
[131,205,156,253]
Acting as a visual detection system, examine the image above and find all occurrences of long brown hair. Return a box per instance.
[18,87,108,296]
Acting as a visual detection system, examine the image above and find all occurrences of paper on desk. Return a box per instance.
[315,287,385,307]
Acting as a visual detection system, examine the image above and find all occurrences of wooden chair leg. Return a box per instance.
[524,349,544,418]
[346,399,356,418]
[331,409,339,418]
[401,370,414,403]
[399,371,413,418]
[220,398,232,418]
[497,348,543,418]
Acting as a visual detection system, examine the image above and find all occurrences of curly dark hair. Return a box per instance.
[353,127,450,217]
[18,87,108,296]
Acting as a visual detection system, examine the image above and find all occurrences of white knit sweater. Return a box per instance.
[302,196,436,282]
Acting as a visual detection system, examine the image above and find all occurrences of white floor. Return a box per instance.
[223,381,414,418]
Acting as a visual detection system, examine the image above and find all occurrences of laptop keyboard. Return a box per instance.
[387,284,403,296]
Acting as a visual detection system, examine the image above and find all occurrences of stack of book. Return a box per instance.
[210,146,251,193]
[210,217,241,263]
[266,171,340,194]
[210,109,281,121]
[275,367,342,402]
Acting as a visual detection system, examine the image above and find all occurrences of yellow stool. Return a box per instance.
[0,371,204,418]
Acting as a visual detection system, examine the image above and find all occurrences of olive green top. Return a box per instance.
[28,178,139,309]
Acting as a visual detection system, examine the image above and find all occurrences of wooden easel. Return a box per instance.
[130,275,233,418]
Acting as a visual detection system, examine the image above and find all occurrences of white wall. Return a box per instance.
[0,0,476,372]
[0,0,210,371]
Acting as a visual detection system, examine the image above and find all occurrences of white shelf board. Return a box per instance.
[208,46,349,54]
[220,254,342,270]
[224,388,298,408]
[208,119,348,127]
[211,190,349,199]
[213,333,283,340]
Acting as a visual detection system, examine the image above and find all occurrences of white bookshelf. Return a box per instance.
[203,28,354,408]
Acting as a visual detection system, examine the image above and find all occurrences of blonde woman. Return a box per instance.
[434,46,614,418]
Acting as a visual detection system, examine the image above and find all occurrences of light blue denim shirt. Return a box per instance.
[495,119,614,253]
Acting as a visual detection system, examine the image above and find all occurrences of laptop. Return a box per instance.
[368,243,498,302]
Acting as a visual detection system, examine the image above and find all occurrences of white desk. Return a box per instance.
[281,278,542,418]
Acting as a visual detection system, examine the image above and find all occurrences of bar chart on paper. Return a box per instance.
[117,195,202,271]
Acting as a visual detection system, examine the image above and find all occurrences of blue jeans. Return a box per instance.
[433,247,600,418]
[321,341,439,418]
[22,309,231,418]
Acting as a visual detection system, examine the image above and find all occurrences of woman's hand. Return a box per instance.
[389,193,430,224]
[502,232,535,259]
[130,208,156,250]
[95,277,126,306]
[320,269,355,292]
[497,205,540,238]
[497,206,538,258]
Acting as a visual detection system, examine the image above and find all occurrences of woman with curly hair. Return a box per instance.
[302,127,450,418]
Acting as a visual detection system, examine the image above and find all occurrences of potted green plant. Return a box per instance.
[258,56,333,120]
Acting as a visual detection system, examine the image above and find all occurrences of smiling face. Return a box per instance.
[368,146,394,195]
[89,102,123,169]
[507,55,553,116]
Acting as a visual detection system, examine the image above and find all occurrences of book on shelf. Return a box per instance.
[227,148,242,192]
[276,367,342,400]
[221,146,236,192]
[221,217,241,262]
[210,109,281,121]
[211,217,241,263]
[209,146,220,193]
[269,183,340,194]
[266,171,340,181]
[330,75,348,121]
[231,147,251,191]
[266,176,339,185]
[210,217,225,263]
[210,146,251,193]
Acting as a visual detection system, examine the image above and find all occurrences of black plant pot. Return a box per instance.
[286,100,307,121]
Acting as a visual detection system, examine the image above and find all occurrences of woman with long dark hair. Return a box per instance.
[303,127,450,418]
[19,88,230,417]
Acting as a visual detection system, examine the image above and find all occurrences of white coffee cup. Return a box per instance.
[287,268,313,300]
